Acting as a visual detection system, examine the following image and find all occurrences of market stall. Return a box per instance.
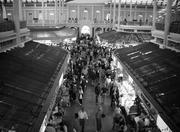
[111,53,161,132]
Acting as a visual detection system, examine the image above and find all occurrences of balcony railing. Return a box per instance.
[155,22,165,31]
[170,21,180,34]
[20,21,27,29]
[0,20,15,32]
[120,21,152,26]
[67,19,78,24]
[94,20,112,25]
[155,21,180,34]
[67,19,113,25]
[0,20,27,32]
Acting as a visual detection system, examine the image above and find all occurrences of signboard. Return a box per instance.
[156,115,172,132]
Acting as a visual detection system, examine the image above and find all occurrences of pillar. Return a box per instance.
[124,4,126,21]
[118,0,121,29]
[92,5,94,21]
[19,0,23,21]
[67,5,69,22]
[110,0,112,21]
[77,5,80,21]
[113,0,116,27]
[134,5,137,20]
[152,0,157,30]
[145,5,147,22]
[130,0,132,21]
[59,0,62,23]
[62,0,64,22]
[42,0,45,26]
[102,5,105,22]
[13,0,21,44]
[55,0,58,24]
[163,0,172,47]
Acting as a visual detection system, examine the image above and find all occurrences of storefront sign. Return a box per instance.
[156,115,172,132]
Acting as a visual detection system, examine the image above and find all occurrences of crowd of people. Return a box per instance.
[45,33,160,132]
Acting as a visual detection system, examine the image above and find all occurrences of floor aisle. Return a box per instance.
[63,81,114,132]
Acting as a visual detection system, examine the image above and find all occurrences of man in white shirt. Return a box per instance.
[78,107,88,132]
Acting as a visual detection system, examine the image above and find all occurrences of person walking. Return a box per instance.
[78,107,88,132]
[95,106,105,132]
[101,85,108,105]
[95,83,101,104]
[78,88,83,105]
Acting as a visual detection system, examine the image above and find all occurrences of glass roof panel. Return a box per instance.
[0,0,176,7]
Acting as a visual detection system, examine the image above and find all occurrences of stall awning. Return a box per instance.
[0,41,68,131]
[98,31,151,44]
[114,42,180,131]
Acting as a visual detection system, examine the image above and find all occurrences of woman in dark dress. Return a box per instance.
[95,106,105,132]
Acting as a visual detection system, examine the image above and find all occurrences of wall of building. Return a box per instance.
[1,3,154,27]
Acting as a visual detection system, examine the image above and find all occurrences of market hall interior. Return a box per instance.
[0,0,180,132]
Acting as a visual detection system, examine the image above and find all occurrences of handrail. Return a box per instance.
[155,22,165,31]
[170,21,180,34]
[0,20,27,32]
[155,21,180,34]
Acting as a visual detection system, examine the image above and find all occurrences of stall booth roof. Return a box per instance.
[98,31,145,44]
[114,42,180,131]
[30,27,77,41]
[0,41,68,132]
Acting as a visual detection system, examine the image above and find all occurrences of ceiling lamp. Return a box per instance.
[84,8,88,13]
[96,10,100,13]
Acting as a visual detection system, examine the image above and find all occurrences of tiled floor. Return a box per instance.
[63,82,114,132]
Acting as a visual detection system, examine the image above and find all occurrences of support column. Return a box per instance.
[163,0,172,47]
[152,0,157,30]
[113,0,116,27]
[145,5,147,22]
[22,2,25,20]
[102,5,105,22]
[118,0,121,29]
[67,5,69,22]
[130,0,132,21]
[19,0,23,21]
[134,5,137,20]
[62,0,64,22]
[42,0,45,26]
[13,0,21,44]
[92,5,94,21]
[77,5,80,22]
[59,0,62,23]
[110,0,112,21]
[124,4,126,21]
[55,0,58,24]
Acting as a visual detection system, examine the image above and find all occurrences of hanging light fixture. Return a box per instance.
[84,8,88,13]
[96,10,100,13]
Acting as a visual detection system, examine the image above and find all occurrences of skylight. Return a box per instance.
[0,0,168,6]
